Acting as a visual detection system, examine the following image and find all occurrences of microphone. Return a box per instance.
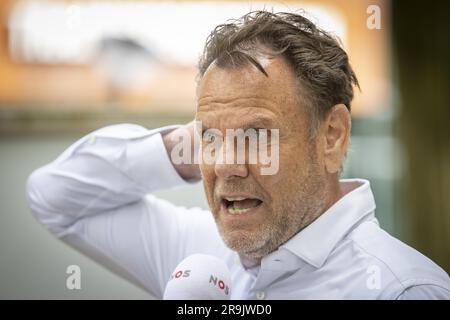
[163,253,231,300]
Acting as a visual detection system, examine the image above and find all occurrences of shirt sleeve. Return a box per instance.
[26,123,226,298]
[397,284,450,300]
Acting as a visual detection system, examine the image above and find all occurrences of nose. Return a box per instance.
[214,162,248,179]
[213,141,249,179]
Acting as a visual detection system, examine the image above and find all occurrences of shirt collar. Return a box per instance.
[280,178,376,269]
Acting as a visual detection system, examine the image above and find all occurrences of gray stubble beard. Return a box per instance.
[214,161,327,261]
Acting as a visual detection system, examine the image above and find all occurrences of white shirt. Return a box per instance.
[26,123,450,299]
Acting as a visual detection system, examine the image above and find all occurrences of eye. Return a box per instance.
[203,130,219,143]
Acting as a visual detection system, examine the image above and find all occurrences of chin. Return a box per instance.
[219,228,268,256]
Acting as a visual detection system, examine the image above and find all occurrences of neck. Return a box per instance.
[297,174,343,232]
[326,174,345,210]
[239,254,262,269]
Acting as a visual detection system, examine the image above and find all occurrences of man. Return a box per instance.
[27,11,450,299]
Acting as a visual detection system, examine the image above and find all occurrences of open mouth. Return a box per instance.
[221,196,263,215]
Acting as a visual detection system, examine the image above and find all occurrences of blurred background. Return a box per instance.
[0,0,448,299]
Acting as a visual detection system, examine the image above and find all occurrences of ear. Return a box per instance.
[323,104,351,174]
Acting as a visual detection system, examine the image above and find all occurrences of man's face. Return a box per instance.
[196,56,327,260]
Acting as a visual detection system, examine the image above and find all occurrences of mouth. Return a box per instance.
[220,195,263,216]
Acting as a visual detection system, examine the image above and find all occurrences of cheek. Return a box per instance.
[273,145,300,178]
[200,162,213,177]
[267,144,310,192]
[248,166,278,203]
[200,164,215,196]
[281,140,311,167]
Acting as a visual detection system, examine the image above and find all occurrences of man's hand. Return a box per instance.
[162,121,202,182]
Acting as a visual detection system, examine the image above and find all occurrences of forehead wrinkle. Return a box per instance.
[197,96,280,113]
[199,75,273,100]
[197,105,278,120]
[197,107,279,131]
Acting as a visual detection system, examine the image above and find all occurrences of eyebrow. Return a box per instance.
[200,116,275,132]
[241,116,275,130]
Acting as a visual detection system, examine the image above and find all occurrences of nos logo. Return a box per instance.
[170,270,229,295]
[170,269,191,279]
[209,275,229,295]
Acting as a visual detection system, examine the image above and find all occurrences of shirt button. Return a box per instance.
[256,291,266,300]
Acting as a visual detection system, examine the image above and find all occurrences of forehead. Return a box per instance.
[198,56,298,100]
[196,56,302,122]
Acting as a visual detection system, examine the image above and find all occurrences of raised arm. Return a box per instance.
[26,122,222,297]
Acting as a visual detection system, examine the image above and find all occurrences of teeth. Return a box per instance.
[227,206,252,215]
[225,196,246,201]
